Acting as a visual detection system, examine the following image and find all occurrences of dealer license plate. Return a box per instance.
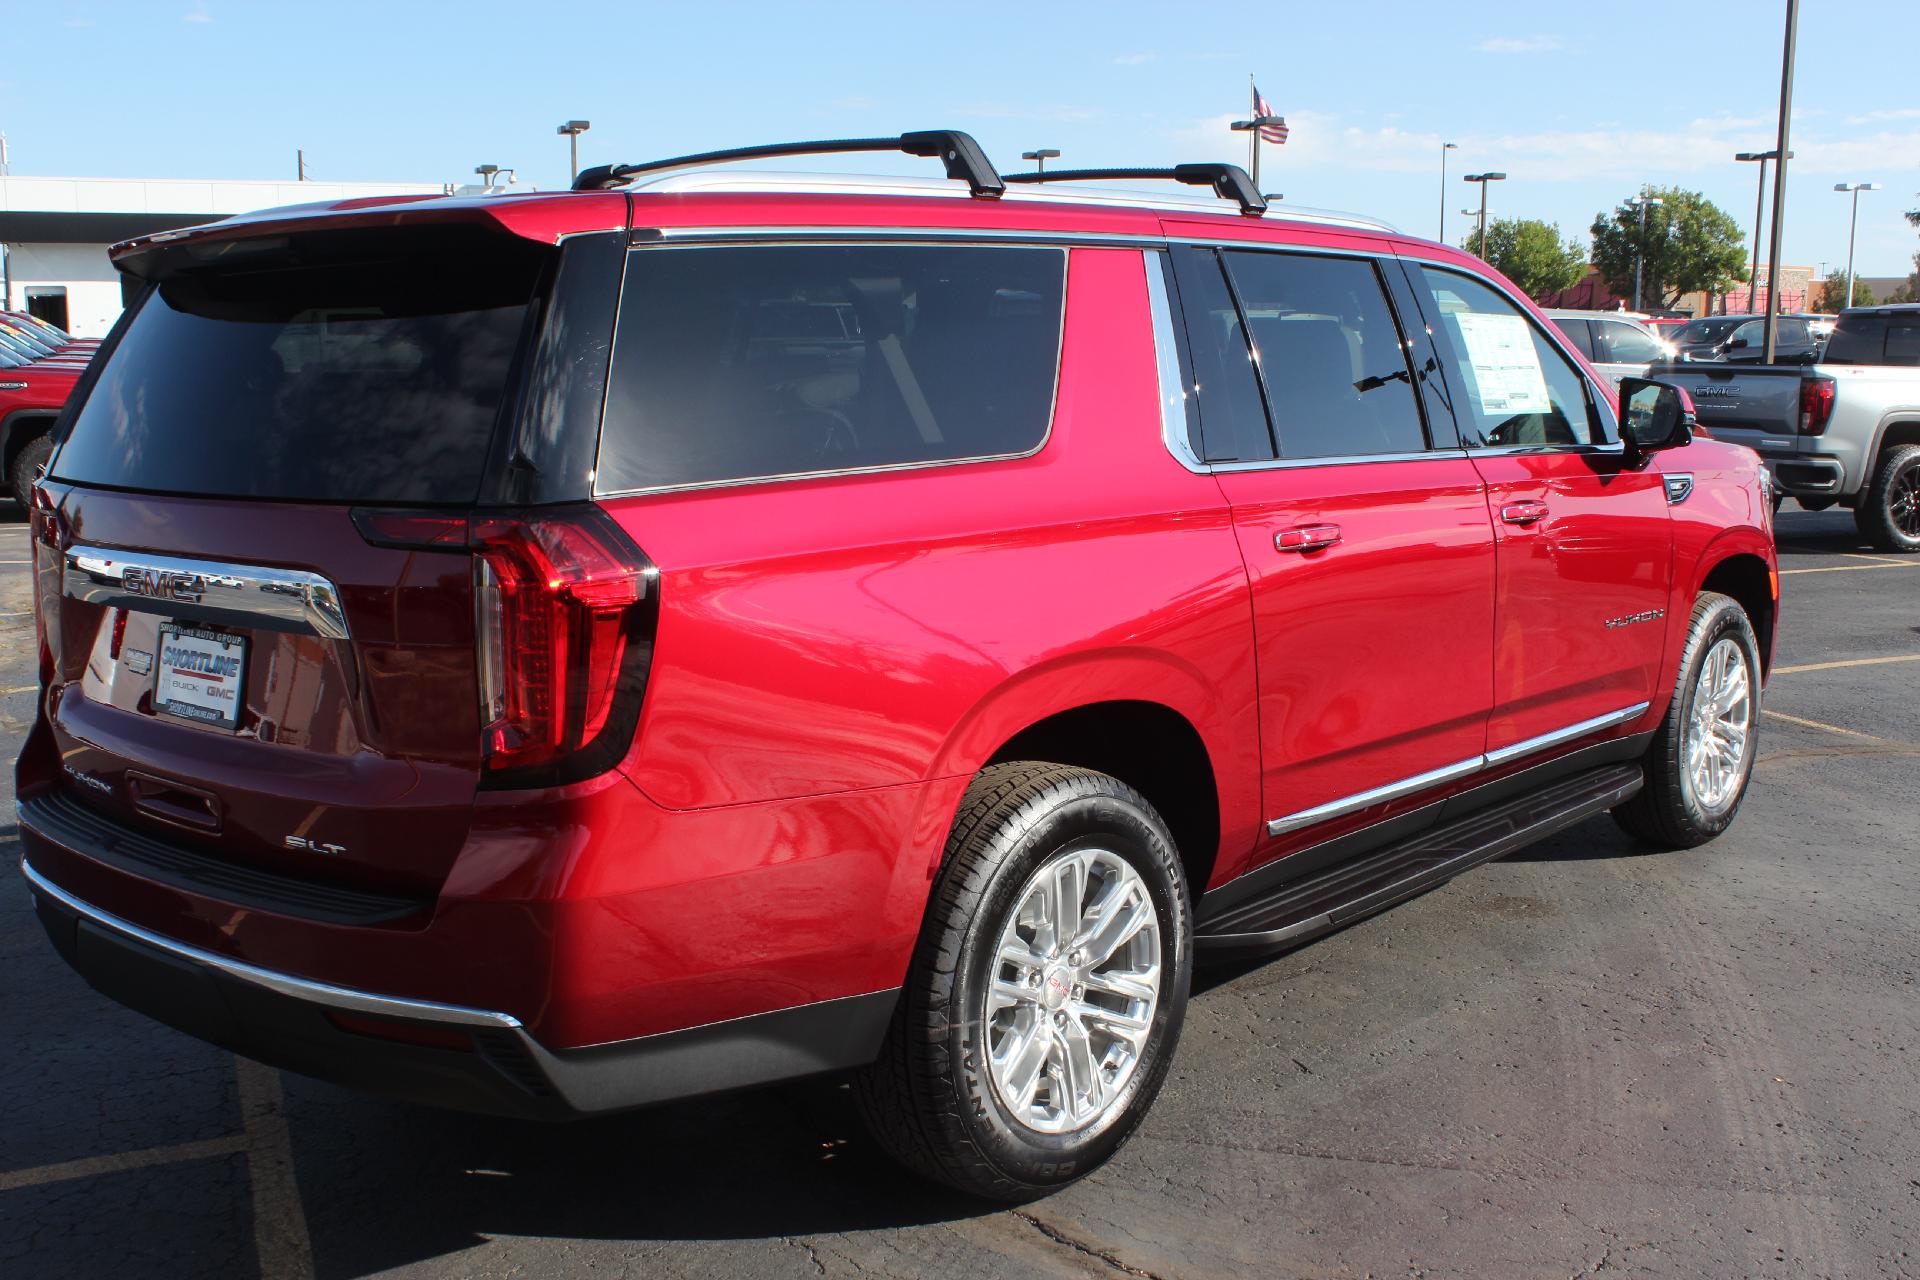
[153,624,248,730]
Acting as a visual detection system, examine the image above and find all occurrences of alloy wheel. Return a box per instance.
[1683,636,1753,813]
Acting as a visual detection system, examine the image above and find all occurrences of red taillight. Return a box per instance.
[1799,376,1835,435]
[470,507,656,786]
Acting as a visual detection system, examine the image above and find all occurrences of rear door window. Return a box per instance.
[597,244,1064,493]
[1594,320,1665,365]
[1551,318,1594,359]
[53,239,545,503]
[1221,251,1427,459]
[1165,246,1274,463]
[1414,265,1600,448]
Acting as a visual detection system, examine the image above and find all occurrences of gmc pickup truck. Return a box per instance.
[1652,303,1920,551]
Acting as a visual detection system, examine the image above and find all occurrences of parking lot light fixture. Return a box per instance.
[1230,116,1288,187]
[1834,181,1881,308]
[1463,172,1505,259]
[558,120,592,183]
[1626,193,1665,313]
[474,164,500,192]
[1021,148,1060,175]
[1736,150,1790,311]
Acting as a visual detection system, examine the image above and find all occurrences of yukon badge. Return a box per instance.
[1604,609,1665,631]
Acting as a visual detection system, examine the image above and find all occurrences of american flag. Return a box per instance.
[1253,84,1289,144]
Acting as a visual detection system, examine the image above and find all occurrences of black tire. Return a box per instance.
[10,434,52,508]
[1855,444,1920,553]
[1612,592,1762,849]
[854,761,1192,1202]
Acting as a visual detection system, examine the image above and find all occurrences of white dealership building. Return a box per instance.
[0,174,457,336]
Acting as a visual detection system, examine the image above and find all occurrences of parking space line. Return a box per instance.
[235,1058,316,1280]
[1778,562,1917,576]
[1842,553,1918,566]
[0,1134,248,1191]
[1762,709,1883,741]
[0,685,38,696]
[1773,654,1920,675]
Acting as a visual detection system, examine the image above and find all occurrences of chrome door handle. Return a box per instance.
[1500,501,1549,526]
[1276,524,1342,553]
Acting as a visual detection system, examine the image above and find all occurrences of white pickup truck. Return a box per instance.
[1652,304,1920,551]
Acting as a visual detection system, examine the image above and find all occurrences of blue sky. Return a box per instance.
[4,0,1918,276]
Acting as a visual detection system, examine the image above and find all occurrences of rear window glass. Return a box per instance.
[1824,313,1920,366]
[597,244,1064,493]
[54,242,543,503]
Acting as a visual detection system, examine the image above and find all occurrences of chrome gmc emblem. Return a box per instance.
[122,566,206,603]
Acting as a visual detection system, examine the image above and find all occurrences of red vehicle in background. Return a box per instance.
[0,356,82,506]
[18,131,1777,1201]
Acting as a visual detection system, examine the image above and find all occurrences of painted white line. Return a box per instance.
[235,1058,316,1280]
[1779,562,1917,576]
[0,685,38,696]
[0,1134,248,1191]
[1761,709,1883,741]
[1773,654,1920,675]
[1842,553,1919,566]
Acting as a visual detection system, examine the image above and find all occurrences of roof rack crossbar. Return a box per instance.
[999,164,1268,217]
[574,130,1005,198]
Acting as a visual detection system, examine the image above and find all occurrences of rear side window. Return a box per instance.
[1415,266,1599,448]
[596,244,1064,493]
[55,241,544,503]
[1222,252,1426,459]
[1551,318,1594,358]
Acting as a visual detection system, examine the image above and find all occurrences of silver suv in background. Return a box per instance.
[1547,311,1675,393]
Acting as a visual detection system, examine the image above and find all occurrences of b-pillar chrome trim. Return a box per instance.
[62,545,350,640]
[1266,702,1651,837]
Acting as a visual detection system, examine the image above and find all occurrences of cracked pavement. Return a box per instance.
[3,503,1917,1278]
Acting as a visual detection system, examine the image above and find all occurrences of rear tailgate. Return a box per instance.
[28,221,585,904]
[1648,362,1803,453]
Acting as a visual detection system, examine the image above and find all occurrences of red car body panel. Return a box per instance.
[17,178,1779,1103]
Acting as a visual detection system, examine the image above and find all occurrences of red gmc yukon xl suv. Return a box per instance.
[19,133,1777,1201]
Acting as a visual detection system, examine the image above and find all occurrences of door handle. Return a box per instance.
[1500,501,1549,526]
[1276,524,1342,553]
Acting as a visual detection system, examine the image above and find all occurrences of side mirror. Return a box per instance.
[1618,377,1694,463]
[1725,335,1749,349]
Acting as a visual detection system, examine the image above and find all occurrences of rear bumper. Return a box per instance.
[23,857,897,1120]
[1759,453,1847,498]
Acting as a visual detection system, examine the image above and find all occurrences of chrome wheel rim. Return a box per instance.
[984,846,1162,1136]
[1891,466,1920,538]
[1683,637,1753,813]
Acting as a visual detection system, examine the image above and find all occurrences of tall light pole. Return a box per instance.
[1735,150,1789,312]
[1762,0,1799,364]
[1439,142,1458,242]
[1230,116,1287,188]
[1626,193,1665,313]
[557,120,591,184]
[1834,181,1881,308]
[1021,148,1060,175]
[1463,172,1505,259]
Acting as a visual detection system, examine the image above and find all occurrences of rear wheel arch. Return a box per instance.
[1872,417,1920,468]
[2,410,59,478]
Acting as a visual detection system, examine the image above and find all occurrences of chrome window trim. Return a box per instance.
[63,545,350,641]
[592,240,1068,500]
[1145,251,1207,474]
[1210,449,1471,473]
[20,859,522,1029]
[652,225,1158,248]
[1266,701,1651,837]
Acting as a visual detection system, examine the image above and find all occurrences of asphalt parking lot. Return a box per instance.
[2,502,1916,1280]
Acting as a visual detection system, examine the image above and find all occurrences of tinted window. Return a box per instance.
[1223,252,1425,458]
[1674,317,1743,347]
[55,243,542,503]
[1551,318,1594,358]
[1417,266,1597,448]
[1166,246,1273,462]
[1825,312,1920,365]
[1595,320,1665,364]
[598,245,1064,492]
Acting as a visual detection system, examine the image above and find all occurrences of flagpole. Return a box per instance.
[1248,74,1260,188]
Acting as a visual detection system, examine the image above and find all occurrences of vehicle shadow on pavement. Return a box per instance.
[285,1068,988,1274]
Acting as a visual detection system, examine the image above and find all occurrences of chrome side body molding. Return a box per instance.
[63,545,350,640]
[1267,702,1651,837]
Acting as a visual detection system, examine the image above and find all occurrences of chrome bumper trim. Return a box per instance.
[63,545,350,641]
[20,858,520,1030]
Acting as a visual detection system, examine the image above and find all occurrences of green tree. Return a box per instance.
[1884,251,1920,304]
[1816,270,1875,311]
[1463,217,1589,300]
[1590,187,1748,309]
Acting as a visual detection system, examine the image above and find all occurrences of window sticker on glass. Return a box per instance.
[1452,312,1552,415]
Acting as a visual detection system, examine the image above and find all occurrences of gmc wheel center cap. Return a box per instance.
[1042,965,1073,1010]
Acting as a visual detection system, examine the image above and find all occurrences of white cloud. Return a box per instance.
[183,3,212,22]
[1114,53,1158,66]
[1477,35,1564,54]
[1845,107,1920,125]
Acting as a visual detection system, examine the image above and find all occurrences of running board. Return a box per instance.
[1195,763,1644,960]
